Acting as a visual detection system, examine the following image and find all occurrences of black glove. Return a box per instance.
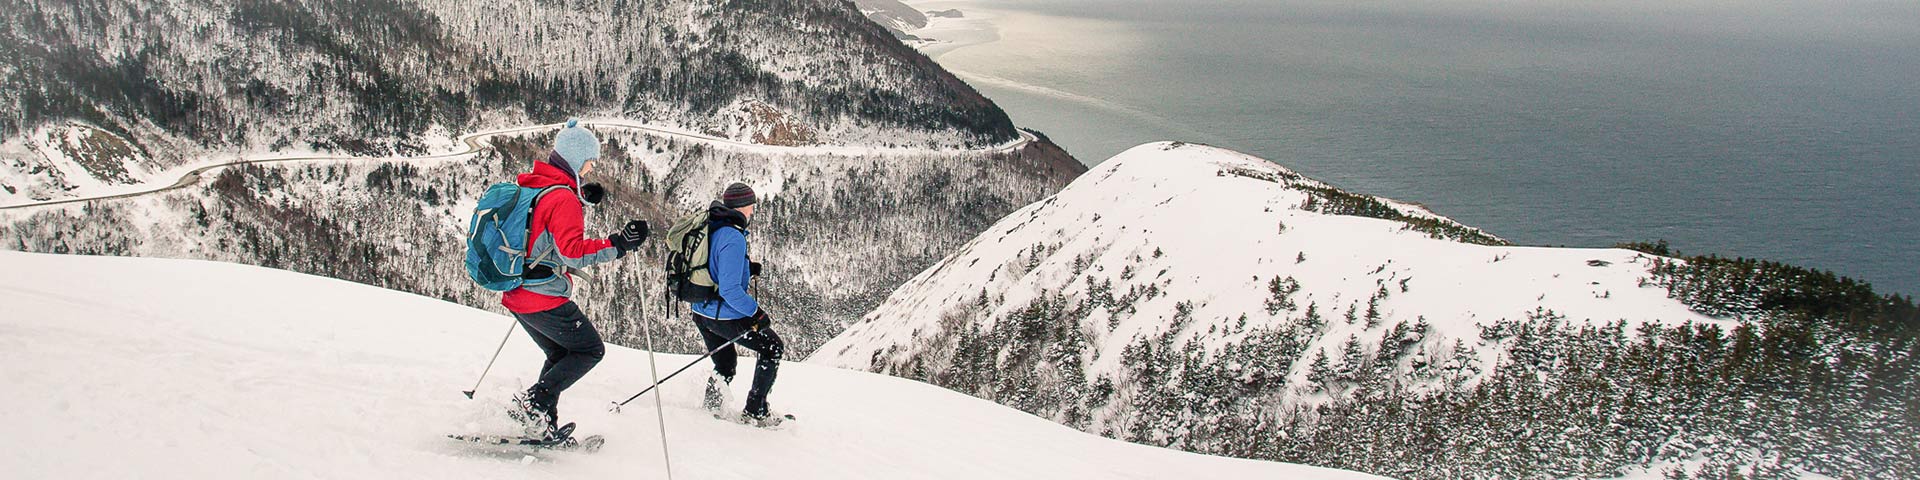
[622,219,649,242]
[608,220,648,254]
[749,261,762,277]
[579,183,607,206]
[749,308,772,331]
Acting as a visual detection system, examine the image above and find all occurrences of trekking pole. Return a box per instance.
[462,318,519,399]
[640,287,675,480]
[610,324,753,409]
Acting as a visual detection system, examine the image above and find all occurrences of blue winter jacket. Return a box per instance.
[692,220,758,320]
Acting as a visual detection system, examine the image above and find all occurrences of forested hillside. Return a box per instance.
[814,142,1918,480]
[1,0,1015,202]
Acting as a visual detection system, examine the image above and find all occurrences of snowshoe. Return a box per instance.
[448,422,606,453]
[720,409,795,429]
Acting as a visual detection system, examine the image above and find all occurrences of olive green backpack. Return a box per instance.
[664,210,720,302]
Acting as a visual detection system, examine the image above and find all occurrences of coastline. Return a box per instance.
[892,0,1920,296]
[900,0,1227,161]
[900,0,1001,60]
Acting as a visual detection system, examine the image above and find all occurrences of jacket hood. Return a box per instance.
[517,160,580,190]
[708,201,750,231]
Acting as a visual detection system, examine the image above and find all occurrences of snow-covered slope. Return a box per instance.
[853,0,930,35]
[0,250,1380,479]
[817,141,1720,388]
[809,142,1836,478]
[0,122,156,204]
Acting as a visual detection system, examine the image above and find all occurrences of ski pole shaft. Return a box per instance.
[610,329,752,409]
[641,293,675,480]
[463,319,519,399]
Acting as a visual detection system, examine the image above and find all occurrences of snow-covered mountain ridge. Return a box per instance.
[853,0,929,37]
[819,140,1718,388]
[0,250,1386,479]
[813,142,1916,479]
[1,0,1014,203]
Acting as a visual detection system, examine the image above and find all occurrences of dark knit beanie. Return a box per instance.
[722,182,757,208]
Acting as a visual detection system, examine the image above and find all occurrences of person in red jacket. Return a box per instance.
[504,119,647,439]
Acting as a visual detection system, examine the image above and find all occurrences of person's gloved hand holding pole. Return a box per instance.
[609,220,648,256]
[749,308,772,331]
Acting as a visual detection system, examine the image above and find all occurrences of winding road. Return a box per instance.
[1,120,1034,211]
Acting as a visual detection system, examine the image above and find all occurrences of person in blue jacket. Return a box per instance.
[693,182,785,425]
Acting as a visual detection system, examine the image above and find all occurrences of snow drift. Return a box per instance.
[0,251,1379,479]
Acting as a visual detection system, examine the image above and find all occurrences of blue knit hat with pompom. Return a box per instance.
[551,119,600,173]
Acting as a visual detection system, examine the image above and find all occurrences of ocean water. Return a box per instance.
[913,0,1920,296]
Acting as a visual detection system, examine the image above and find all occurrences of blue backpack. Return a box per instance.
[465,183,569,292]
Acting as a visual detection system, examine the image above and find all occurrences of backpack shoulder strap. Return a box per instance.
[524,185,576,268]
[532,185,571,204]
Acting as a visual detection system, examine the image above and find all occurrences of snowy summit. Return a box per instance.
[813,141,1732,468]
[820,141,1718,380]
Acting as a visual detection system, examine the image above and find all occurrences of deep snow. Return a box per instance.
[0,251,1381,479]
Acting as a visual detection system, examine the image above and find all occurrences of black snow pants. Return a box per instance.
[693,313,784,416]
[513,301,606,421]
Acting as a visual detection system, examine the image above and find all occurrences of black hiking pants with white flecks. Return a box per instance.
[513,301,606,422]
[692,312,784,417]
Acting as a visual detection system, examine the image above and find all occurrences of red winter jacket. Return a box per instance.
[501,161,622,314]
